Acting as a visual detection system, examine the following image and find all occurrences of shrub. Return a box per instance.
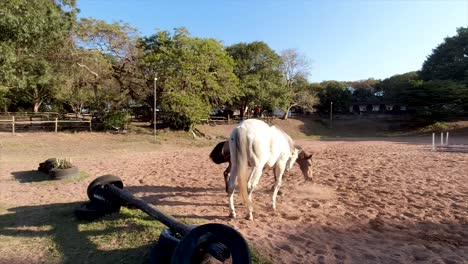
[101,110,131,131]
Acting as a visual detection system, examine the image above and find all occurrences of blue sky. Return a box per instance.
[77,0,467,82]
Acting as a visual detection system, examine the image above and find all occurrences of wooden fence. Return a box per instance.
[0,116,92,134]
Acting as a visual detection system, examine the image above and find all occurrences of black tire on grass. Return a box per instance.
[73,200,120,221]
[87,175,124,202]
[149,229,182,264]
[49,166,80,180]
[171,223,250,264]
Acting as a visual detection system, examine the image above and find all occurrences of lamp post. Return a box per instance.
[153,76,157,143]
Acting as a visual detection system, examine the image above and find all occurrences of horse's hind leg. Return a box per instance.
[272,163,286,211]
[245,165,264,221]
[227,170,237,218]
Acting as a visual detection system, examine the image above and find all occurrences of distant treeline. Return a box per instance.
[0,1,466,130]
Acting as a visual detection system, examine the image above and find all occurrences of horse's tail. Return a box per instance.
[230,127,250,208]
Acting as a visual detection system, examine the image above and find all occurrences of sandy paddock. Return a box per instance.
[0,132,467,263]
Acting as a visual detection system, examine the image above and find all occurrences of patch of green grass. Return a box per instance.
[250,246,273,264]
[0,203,271,263]
[418,122,456,133]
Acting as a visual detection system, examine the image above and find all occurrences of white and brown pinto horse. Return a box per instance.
[219,119,312,220]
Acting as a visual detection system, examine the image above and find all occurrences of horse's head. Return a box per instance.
[296,149,313,181]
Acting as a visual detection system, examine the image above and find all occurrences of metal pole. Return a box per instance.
[446,132,449,146]
[12,116,15,135]
[55,118,58,133]
[153,76,157,143]
[432,133,435,151]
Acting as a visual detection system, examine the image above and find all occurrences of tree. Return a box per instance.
[226,41,285,117]
[73,18,145,111]
[350,79,380,102]
[421,27,468,83]
[0,0,77,112]
[142,28,239,129]
[314,81,352,113]
[279,49,317,119]
[378,71,421,104]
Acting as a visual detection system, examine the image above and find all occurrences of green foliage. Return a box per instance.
[226,41,286,116]
[313,81,352,112]
[378,71,421,103]
[418,122,456,133]
[0,86,10,111]
[421,27,468,82]
[55,158,73,169]
[101,110,131,131]
[0,0,77,112]
[142,28,239,127]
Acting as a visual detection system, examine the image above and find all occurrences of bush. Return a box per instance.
[101,110,131,131]
[419,122,455,133]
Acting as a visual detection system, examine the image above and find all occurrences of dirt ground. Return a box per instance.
[0,128,467,264]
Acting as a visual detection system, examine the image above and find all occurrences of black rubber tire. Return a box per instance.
[49,166,80,180]
[171,223,251,264]
[38,158,57,173]
[73,200,120,221]
[149,229,182,264]
[87,175,124,202]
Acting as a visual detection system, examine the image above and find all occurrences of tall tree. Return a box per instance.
[226,41,285,117]
[142,28,239,129]
[279,49,317,119]
[0,0,77,111]
[421,27,468,83]
[314,81,352,113]
[73,18,145,110]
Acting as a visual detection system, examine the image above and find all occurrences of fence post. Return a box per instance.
[432,133,435,151]
[89,120,92,132]
[12,116,15,135]
[55,118,58,133]
[446,132,449,146]
[440,132,443,146]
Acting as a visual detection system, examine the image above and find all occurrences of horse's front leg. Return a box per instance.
[223,163,231,193]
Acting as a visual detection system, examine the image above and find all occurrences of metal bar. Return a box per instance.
[106,184,192,236]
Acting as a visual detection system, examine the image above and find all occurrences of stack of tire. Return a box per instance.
[74,175,123,221]
[38,158,80,180]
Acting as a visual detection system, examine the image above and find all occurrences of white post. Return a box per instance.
[446,132,449,146]
[55,118,58,133]
[432,133,435,151]
[12,116,15,135]
[440,132,443,146]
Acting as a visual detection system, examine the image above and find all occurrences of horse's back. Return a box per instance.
[231,119,291,167]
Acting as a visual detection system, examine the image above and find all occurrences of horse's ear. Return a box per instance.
[306,153,313,159]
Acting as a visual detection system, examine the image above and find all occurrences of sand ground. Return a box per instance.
[0,131,467,264]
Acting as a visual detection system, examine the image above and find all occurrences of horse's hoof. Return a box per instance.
[229,212,237,218]
[245,214,253,221]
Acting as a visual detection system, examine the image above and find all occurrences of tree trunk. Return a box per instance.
[282,104,298,120]
[33,100,41,112]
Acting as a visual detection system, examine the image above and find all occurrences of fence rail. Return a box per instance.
[0,116,91,134]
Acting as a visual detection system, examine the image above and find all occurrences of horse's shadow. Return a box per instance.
[0,202,155,264]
